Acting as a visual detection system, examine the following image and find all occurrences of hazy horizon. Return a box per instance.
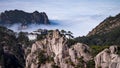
[0,0,120,36]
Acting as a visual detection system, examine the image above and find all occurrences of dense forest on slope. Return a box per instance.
[75,13,120,46]
[75,26,120,46]
[0,26,33,68]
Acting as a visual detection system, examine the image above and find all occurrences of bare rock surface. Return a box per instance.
[26,30,92,68]
[95,45,120,68]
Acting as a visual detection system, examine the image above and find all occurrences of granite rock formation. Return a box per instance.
[26,30,92,68]
[95,45,120,68]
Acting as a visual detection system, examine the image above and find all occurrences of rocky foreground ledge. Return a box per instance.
[95,46,120,68]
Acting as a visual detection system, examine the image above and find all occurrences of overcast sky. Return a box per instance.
[0,0,120,36]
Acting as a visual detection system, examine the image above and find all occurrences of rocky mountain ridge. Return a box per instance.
[87,13,120,36]
[75,13,120,46]
[0,10,50,26]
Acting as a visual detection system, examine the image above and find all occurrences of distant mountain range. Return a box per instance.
[0,10,50,26]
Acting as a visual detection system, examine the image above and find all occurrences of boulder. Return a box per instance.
[95,45,120,68]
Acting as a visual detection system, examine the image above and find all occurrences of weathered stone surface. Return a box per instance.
[95,45,120,68]
[26,30,92,68]
[69,43,92,63]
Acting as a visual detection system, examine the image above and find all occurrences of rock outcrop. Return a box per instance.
[95,45,120,68]
[0,10,50,25]
[26,30,92,68]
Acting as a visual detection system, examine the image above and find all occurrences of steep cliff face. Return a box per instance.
[26,30,92,68]
[95,46,120,68]
[0,10,50,25]
[87,13,120,36]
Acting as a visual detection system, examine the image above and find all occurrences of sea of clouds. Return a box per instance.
[1,0,120,37]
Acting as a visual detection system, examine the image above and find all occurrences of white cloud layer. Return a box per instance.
[0,0,120,36]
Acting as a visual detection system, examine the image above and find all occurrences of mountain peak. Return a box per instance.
[0,10,50,25]
[33,11,39,14]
